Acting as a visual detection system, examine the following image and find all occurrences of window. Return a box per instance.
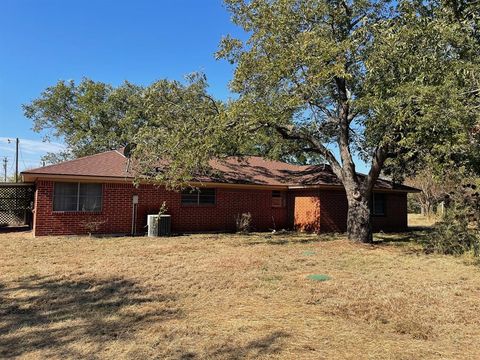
[181,188,216,206]
[272,190,285,207]
[53,183,102,212]
[372,193,386,216]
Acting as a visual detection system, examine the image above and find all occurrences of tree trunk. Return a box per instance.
[346,195,373,243]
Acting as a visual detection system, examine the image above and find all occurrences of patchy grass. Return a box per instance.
[1,230,480,359]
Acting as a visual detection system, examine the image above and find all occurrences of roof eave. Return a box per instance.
[22,173,421,193]
[21,173,134,183]
[21,173,289,190]
[287,184,420,193]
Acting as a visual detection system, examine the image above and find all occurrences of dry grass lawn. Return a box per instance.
[1,229,480,359]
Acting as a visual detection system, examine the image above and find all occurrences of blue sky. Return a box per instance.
[0,0,244,175]
[0,0,369,176]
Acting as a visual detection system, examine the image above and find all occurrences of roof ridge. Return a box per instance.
[114,149,126,158]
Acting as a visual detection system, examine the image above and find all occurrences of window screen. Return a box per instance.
[79,184,102,211]
[53,183,102,212]
[372,193,386,216]
[272,190,285,207]
[181,188,216,205]
[53,183,78,211]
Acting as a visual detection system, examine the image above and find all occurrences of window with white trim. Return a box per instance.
[53,182,102,212]
[181,188,216,205]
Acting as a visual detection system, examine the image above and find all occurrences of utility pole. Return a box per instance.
[7,138,19,182]
[2,157,7,182]
[15,138,19,183]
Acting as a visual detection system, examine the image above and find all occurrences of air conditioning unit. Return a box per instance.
[147,214,171,237]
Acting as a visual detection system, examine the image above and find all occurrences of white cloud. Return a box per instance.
[0,137,66,155]
[0,138,67,175]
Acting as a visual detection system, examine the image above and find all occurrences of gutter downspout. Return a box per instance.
[131,194,138,236]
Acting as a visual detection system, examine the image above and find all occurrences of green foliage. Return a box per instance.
[131,73,231,188]
[218,0,480,180]
[423,182,480,256]
[425,209,479,256]
[41,150,73,165]
[23,78,146,158]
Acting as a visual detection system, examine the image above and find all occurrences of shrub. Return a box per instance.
[423,183,480,257]
[82,218,107,237]
[424,212,479,256]
[235,212,252,234]
[158,201,168,216]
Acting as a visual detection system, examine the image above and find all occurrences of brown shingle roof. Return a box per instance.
[22,149,418,192]
[23,150,131,178]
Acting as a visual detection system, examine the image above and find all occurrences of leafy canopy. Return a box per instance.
[24,79,146,159]
[24,0,480,189]
[216,0,479,184]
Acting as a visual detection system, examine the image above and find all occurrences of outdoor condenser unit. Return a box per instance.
[147,214,171,237]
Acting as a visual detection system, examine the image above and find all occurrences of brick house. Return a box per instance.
[22,149,418,237]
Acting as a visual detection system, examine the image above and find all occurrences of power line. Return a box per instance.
[19,145,27,170]
[15,138,18,183]
[6,138,19,182]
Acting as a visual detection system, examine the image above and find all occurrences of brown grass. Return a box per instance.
[408,213,438,228]
[1,230,480,359]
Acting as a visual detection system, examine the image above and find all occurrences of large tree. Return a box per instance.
[24,0,479,243]
[206,0,479,242]
[24,78,146,158]
[23,76,310,166]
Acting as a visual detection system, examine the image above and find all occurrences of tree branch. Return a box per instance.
[364,145,388,194]
[202,94,221,115]
[271,123,343,178]
[335,77,357,182]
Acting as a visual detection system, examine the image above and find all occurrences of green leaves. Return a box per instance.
[24,0,480,193]
[23,78,146,158]
[131,73,231,188]
[218,0,480,181]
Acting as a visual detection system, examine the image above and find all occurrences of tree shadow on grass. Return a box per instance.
[178,331,290,360]
[211,331,289,359]
[242,232,340,246]
[0,226,30,234]
[374,229,432,243]
[0,274,181,358]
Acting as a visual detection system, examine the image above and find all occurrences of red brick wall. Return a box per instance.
[319,189,348,232]
[33,180,407,236]
[33,181,288,236]
[289,189,408,233]
[371,192,408,232]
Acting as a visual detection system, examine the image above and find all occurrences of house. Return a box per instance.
[21,149,419,237]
